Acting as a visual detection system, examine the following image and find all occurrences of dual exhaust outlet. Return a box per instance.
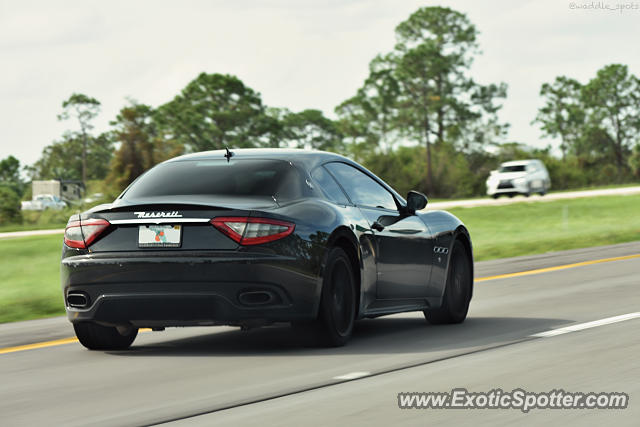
[66,292,90,309]
[237,290,276,306]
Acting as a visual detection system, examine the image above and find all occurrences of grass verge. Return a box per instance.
[449,194,640,261]
[0,235,65,323]
[1,194,639,323]
[0,207,76,233]
[0,223,66,233]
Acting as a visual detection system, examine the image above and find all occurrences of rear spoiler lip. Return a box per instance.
[108,195,278,210]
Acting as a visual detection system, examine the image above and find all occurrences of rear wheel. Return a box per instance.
[425,240,472,324]
[312,247,357,346]
[73,322,138,350]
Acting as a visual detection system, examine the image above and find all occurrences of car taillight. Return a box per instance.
[211,217,295,245]
[64,219,110,249]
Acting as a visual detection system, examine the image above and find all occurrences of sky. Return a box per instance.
[1,0,639,167]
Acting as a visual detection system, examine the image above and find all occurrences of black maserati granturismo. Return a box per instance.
[61,149,473,349]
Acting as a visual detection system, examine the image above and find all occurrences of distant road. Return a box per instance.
[1,185,639,240]
[427,185,640,210]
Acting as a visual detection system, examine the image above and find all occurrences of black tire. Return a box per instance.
[73,322,138,350]
[491,194,499,199]
[425,240,472,324]
[314,247,357,346]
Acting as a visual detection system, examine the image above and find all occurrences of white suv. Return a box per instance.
[486,159,551,198]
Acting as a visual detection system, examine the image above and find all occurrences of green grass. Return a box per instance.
[1,194,639,323]
[0,235,65,323]
[0,207,78,233]
[449,194,640,261]
[0,223,66,233]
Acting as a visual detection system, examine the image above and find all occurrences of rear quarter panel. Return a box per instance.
[417,210,473,298]
[261,198,376,318]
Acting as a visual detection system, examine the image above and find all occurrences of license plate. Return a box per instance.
[138,225,182,248]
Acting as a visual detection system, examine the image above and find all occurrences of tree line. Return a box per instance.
[1,6,639,224]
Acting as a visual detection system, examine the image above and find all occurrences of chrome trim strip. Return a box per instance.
[110,218,211,225]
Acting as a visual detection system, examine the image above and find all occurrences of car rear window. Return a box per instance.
[122,159,304,201]
[499,165,526,172]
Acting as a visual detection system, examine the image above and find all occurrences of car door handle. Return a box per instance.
[371,221,385,232]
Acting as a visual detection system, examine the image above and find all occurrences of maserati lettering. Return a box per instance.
[134,211,183,219]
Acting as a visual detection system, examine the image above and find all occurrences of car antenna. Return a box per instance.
[224,147,235,162]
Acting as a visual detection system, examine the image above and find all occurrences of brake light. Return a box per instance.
[64,219,110,249]
[211,217,295,245]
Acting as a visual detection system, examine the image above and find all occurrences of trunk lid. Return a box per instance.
[82,196,278,252]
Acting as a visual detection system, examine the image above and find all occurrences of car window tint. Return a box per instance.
[499,165,526,172]
[325,162,397,210]
[123,159,304,201]
[311,166,350,205]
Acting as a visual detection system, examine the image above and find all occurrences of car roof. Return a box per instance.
[167,148,352,170]
[164,148,406,203]
[165,148,396,182]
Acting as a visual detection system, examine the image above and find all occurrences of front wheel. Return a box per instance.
[73,322,138,350]
[524,183,532,197]
[425,240,472,324]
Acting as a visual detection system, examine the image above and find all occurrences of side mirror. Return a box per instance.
[405,190,428,214]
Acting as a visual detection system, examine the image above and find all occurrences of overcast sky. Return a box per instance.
[1,0,639,166]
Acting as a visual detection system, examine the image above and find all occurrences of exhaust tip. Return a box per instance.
[67,292,90,309]
[238,291,275,306]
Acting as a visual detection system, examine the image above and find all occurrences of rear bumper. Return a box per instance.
[61,251,322,327]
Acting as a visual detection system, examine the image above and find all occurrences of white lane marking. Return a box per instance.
[333,371,371,380]
[531,312,640,338]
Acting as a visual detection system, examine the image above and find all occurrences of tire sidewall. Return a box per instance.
[444,242,472,322]
[318,247,356,346]
[74,322,138,350]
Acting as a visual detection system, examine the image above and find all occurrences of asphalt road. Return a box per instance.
[1,242,639,426]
